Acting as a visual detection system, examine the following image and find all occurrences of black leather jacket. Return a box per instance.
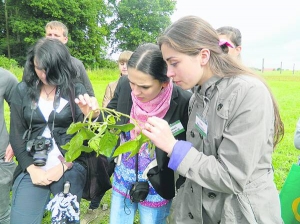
[10,82,87,181]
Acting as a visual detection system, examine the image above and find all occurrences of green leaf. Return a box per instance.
[98,131,119,157]
[80,128,96,140]
[127,134,151,158]
[65,148,82,162]
[68,131,84,151]
[108,123,135,132]
[128,137,142,158]
[61,142,71,150]
[139,133,150,144]
[78,145,94,153]
[113,139,137,157]
[66,122,89,134]
[44,105,152,162]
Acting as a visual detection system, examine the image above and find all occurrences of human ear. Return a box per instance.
[235,46,242,56]
[62,36,68,44]
[162,81,169,88]
[199,49,210,65]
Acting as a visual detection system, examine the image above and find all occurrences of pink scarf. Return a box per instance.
[130,81,173,139]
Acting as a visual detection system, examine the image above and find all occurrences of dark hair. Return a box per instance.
[216,26,242,47]
[127,43,169,83]
[23,38,74,100]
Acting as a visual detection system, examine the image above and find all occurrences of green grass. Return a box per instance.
[261,73,300,190]
[5,68,300,223]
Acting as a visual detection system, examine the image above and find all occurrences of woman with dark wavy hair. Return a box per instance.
[10,38,94,224]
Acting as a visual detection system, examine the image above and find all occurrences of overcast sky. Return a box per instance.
[171,0,300,70]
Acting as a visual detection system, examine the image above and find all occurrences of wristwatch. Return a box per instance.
[58,155,73,170]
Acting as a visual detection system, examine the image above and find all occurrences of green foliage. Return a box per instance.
[1,0,176,67]
[90,58,118,70]
[4,0,110,68]
[0,2,7,55]
[62,108,154,162]
[107,0,175,52]
[0,55,18,69]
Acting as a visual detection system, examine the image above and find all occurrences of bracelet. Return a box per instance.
[58,155,73,170]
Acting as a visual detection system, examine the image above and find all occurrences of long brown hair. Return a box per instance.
[158,15,284,148]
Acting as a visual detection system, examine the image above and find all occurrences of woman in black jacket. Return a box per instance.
[76,43,191,224]
[10,38,90,224]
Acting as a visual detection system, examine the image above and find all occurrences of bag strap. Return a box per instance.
[68,85,76,122]
[135,154,139,182]
[51,87,61,138]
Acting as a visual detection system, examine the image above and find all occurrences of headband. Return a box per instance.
[219,39,234,48]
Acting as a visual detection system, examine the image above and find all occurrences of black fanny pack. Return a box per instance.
[129,181,149,203]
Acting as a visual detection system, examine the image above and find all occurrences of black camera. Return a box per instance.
[26,136,53,166]
[129,181,149,203]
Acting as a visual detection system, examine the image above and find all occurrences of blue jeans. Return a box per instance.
[109,190,171,224]
[0,160,16,224]
[10,162,86,224]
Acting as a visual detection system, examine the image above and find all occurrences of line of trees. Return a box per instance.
[0,0,176,69]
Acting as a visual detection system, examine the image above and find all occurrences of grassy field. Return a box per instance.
[4,68,300,223]
[261,70,300,189]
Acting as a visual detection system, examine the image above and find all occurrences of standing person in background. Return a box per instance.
[216,26,242,59]
[294,118,300,149]
[0,68,18,224]
[44,21,95,96]
[142,16,284,224]
[10,38,95,224]
[102,51,133,107]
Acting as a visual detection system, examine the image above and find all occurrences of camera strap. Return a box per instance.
[68,85,76,123]
[23,86,61,141]
[135,154,139,182]
[23,80,40,141]
[22,101,38,141]
[51,87,61,138]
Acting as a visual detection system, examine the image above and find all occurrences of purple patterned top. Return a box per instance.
[112,132,169,207]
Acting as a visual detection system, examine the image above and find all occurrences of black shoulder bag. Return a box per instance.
[129,154,149,203]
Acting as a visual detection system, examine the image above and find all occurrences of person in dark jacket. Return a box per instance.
[76,43,191,224]
[108,44,190,223]
[9,38,94,224]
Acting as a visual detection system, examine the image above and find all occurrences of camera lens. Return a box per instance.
[33,154,47,166]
